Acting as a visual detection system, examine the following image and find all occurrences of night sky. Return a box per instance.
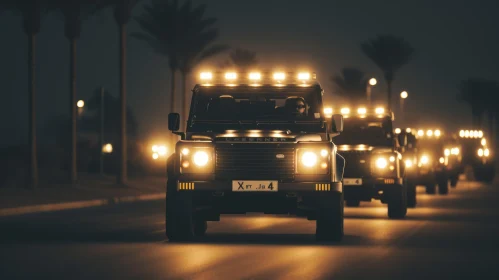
[1,0,499,147]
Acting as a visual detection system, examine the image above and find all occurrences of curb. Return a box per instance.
[0,192,166,217]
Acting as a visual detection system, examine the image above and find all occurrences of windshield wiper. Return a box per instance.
[189,115,197,127]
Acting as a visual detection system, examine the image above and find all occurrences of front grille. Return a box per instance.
[340,151,372,177]
[215,145,295,180]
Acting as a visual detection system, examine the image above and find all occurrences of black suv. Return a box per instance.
[411,129,449,194]
[165,72,346,242]
[331,107,407,219]
[457,129,495,182]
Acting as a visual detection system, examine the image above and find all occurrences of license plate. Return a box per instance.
[343,178,362,185]
[232,181,278,192]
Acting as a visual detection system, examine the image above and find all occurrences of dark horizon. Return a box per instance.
[2,0,499,147]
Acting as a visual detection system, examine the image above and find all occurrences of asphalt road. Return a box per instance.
[1,179,499,279]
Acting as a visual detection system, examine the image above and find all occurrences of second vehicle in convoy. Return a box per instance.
[326,106,407,219]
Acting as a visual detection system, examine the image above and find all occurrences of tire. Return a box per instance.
[450,176,458,188]
[478,166,495,183]
[438,180,448,195]
[165,181,195,242]
[194,219,208,236]
[388,184,407,219]
[316,192,344,242]
[406,184,417,208]
[425,184,436,194]
[345,200,360,207]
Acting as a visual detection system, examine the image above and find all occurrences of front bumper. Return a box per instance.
[343,177,403,202]
[177,180,342,193]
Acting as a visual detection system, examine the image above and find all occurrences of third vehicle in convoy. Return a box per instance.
[457,129,495,182]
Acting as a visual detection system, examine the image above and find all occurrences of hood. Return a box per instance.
[189,130,325,142]
[337,144,392,153]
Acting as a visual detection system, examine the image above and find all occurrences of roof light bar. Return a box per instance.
[197,71,316,86]
[225,72,237,80]
[200,72,213,80]
[249,72,261,81]
[458,129,484,138]
[273,72,285,81]
[297,72,311,80]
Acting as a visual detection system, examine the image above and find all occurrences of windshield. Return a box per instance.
[187,85,326,132]
[418,139,444,154]
[334,118,393,146]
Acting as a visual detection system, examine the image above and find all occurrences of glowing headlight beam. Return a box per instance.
[421,155,429,164]
[376,158,388,169]
[302,152,317,167]
[193,151,209,166]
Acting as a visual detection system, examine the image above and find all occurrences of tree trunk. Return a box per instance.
[28,33,38,189]
[181,72,188,131]
[69,38,77,184]
[386,79,392,112]
[487,111,494,143]
[477,113,484,130]
[117,23,127,186]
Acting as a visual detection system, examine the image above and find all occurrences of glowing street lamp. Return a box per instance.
[77,100,85,108]
[400,91,408,126]
[102,143,113,154]
[366,77,377,105]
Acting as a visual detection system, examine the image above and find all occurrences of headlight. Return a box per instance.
[405,159,413,168]
[478,149,484,157]
[484,149,490,157]
[439,157,445,164]
[297,148,329,174]
[421,155,429,164]
[444,149,450,156]
[180,147,213,173]
[302,152,317,167]
[193,151,209,166]
[376,158,388,168]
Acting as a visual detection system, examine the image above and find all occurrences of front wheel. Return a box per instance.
[166,181,195,242]
[438,180,448,195]
[316,192,344,242]
[388,185,407,219]
[425,184,436,194]
[406,184,417,208]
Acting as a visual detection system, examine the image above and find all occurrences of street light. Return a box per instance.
[400,91,408,126]
[77,100,85,108]
[366,78,377,105]
[102,143,113,154]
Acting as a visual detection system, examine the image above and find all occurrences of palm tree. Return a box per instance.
[457,78,489,128]
[176,1,229,125]
[133,0,181,130]
[223,48,258,71]
[331,67,368,103]
[99,0,141,185]
[50,0,99,184]
[1,0,48,189]
[361,35,414,111]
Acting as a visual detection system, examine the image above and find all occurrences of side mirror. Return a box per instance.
[397,133,407,147]
[332,114,343,133]
[168,113,180,131]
